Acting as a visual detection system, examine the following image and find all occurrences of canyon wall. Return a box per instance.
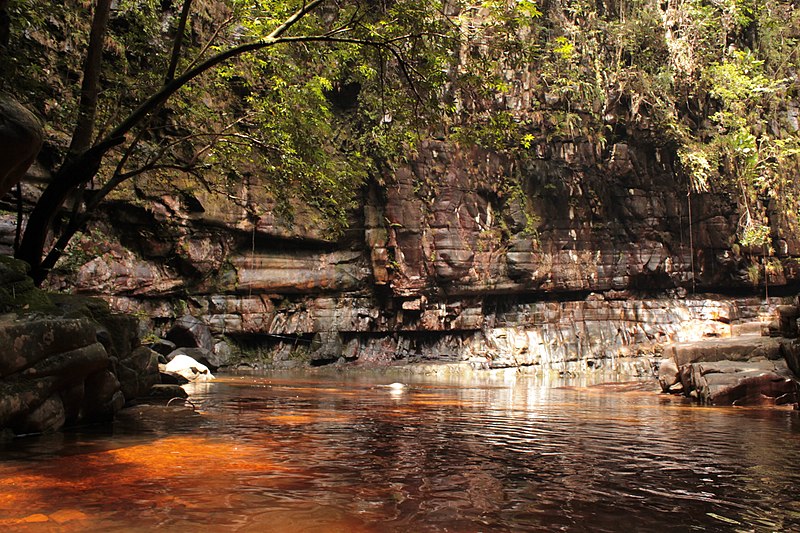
[2,1,799,374]
[5,126,796,373]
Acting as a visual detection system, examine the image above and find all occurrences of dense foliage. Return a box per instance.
[2,0,800,283]
[447,0,800,256]
[1,0,470,281]
[2,0,458,227]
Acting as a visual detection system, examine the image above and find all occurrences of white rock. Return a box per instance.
[164,354,215,382]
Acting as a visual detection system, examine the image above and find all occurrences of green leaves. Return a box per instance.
[705,51,783,112]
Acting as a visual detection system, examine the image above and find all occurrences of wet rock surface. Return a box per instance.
[658,313,800,406]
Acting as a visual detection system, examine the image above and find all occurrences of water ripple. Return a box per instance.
[1,372,800,531]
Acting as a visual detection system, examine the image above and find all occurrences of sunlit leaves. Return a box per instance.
[552,37,574,61]
[678,147,714,193]
[705,51,783,113]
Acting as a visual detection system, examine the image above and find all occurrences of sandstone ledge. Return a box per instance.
[659,335,799,407]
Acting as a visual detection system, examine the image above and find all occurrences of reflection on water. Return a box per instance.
[2,371,800,532]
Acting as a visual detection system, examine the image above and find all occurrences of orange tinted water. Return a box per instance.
[1,372,800,532]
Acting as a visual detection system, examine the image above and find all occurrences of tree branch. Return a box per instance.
[101,0,329,146]
[165,0,194,84]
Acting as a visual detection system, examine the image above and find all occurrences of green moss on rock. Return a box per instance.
[0,256,56,314]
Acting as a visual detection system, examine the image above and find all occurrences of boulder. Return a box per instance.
[150,338,177,357]
[93,314,139,360]
[704,370,796,406]
[148,384,189,399]
[15,394,65,435]
[780,339,800,378]
[664,335,800,406]
[117,346,161,402]
[0,257,158,435]
[60,382,85,426]
[677,358,798,405]
[0,376,58,429]
[159,371,190,385]
[662,336,783,367]
[166,346,225,372]
[163,353,214,382]
[20,342,109,385]
[657,358,680,392]
[82,370,124,422]
[0,94,43,198]
[0,316,96,378]
[778,305,799,338]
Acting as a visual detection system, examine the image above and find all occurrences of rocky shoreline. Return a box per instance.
[656,305,800,406]
[4,248,800,439]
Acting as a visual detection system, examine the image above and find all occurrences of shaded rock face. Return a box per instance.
[0,315,120,435]
[0,261,161,436]
[166,315,214,352]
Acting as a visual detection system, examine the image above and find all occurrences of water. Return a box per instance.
[2,371,800,532]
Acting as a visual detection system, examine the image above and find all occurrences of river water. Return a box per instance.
[1,371,800,532]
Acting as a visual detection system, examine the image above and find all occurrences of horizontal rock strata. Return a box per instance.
[5,115,799,376]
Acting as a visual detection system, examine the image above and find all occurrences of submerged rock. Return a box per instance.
[148,384,189,399]
[115,403,199,433]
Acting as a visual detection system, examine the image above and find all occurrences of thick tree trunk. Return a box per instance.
[68,0,113,158]
[15,139,120,284]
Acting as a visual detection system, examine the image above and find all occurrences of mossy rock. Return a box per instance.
[48,293,137,359]
[48,292,111,320]
[0,256,56,314]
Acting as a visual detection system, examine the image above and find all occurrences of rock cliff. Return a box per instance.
[9,129,796,374]
[2,0,799,377]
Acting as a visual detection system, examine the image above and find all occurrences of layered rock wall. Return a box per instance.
[4,3,800,373]
[9,110,795,373]
[0,257,159,436]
